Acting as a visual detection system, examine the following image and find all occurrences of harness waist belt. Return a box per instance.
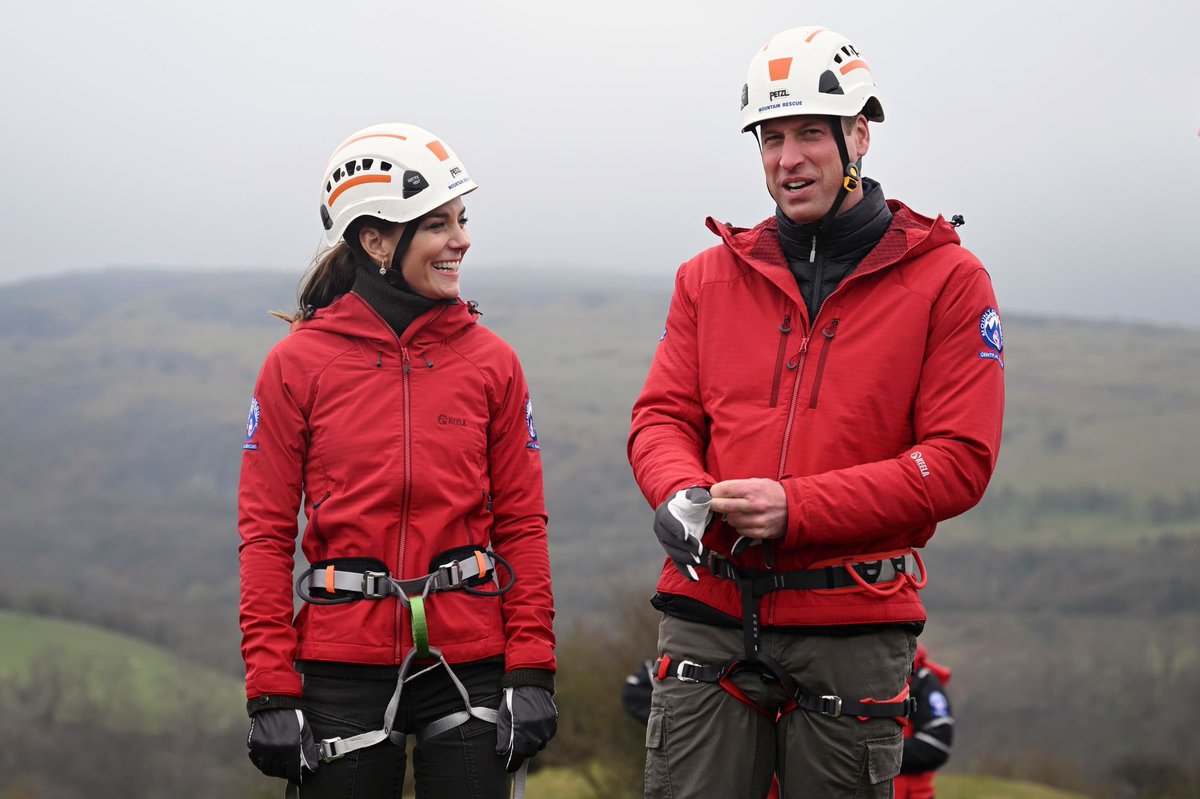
[707,552,914,595]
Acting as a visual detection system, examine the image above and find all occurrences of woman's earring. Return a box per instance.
[379,259,388,276]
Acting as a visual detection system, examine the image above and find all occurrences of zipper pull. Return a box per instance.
[402,348,411,375]
[376,351,383,368]
[787,335,810,370]
[809,235,817,263]
[780,314,792,334]
[823,319,840,339]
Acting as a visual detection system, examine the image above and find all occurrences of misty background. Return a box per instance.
[2,0,1198,326]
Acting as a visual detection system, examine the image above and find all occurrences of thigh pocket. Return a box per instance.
[644,706,673,799]
[860,729,903,787]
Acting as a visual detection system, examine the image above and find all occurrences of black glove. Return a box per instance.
[246,708,320,783]
[495,686,558,773]
[653,487,713,581]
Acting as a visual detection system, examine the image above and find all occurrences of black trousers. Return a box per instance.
[295,659,510,798]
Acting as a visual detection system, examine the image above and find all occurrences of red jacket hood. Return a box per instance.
[291,292,478,349]
[705,200,961,276]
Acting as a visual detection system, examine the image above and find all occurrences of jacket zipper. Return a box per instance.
[349,296,450,662]
[396,347,414,661]
[769,314,792,408]
[808,319,840,409]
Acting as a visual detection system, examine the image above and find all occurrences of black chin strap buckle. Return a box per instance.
[842,163,860,193]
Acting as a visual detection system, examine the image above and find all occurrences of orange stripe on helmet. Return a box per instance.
[768,57,793,81]
[804,28,828,43]
[332,133,408,157]
[839,59,870,75]
[425,140,450,161]
[327,173,392,207]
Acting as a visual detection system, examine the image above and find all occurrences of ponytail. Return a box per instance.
[271,217,399,323]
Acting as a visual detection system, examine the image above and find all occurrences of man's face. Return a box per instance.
[759,114,870,225]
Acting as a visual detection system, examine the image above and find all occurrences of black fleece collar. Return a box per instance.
[350,255,443,340]
[775,177,892,266]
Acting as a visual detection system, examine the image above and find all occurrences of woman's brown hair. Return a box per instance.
[271,216,400,323]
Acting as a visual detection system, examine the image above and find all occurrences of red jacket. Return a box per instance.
[629,202,1004,626]
[239,292,555,702]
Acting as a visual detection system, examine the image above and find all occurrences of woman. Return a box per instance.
[238,123,557,797]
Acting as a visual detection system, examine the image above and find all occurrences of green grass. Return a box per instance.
[937,774,1086,798]
[513,766,1087,799]
[0,610,245,731]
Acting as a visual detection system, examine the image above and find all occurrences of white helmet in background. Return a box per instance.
[319,122,477,246]
[741,26,884,133]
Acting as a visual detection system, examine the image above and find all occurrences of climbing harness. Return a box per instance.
[655,549,924,721]
[294,546,531,797]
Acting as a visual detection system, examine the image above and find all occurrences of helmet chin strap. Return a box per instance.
[819,116,861,234]
[382,219,422,286]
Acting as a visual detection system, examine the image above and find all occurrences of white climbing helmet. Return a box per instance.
[741,26,885,133]
[319,122,477,246]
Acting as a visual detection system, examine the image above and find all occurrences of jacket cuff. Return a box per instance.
[500,668,555,693]
[246,694,303,718]
[781,477,806,548]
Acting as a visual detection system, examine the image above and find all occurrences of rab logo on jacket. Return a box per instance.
[524,397,541,451]
[243,397,261,451]
[977,307,1004,368]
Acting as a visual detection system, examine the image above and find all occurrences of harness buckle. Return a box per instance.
[675,660,704,683]
[818,695,843,717]
[361,571,388,599]
[320,737,347,762]
[436,559,463,589]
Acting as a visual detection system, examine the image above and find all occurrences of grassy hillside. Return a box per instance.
[0,610,244,731]
[1,267,1198,794]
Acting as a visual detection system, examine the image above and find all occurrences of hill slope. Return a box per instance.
[1,267,1198,787]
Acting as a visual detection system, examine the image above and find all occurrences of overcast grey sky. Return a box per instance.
[1,0,1197,326]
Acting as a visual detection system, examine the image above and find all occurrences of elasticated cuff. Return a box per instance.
[246,694,303,718]
[500,668,555,693]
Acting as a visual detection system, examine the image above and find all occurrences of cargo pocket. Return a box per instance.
[644,706,674,799]
[859,730,903,793]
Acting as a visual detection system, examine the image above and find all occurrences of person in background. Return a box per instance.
[627,25,1003,798]
[238,123,557,798]
[896,644,954,799]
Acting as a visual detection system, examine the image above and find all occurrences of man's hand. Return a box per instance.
[246,708,320,782]
[652,487,713,581]
[710,479,787,544]
[496,686,558,773]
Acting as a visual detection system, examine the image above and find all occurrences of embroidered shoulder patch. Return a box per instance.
[243,397,261,451]
[524,397,541,451]
[978,307,1004,368]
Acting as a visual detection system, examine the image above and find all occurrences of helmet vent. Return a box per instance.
[333,168,343,181]
[380,161,393,172]
[345,161,357,175]
[818,70,844,95]
[362,159,373,169]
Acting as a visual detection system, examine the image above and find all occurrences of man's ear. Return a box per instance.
[851,114,870,161]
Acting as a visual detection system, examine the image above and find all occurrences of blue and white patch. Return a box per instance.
[524,397,541,451]
[243,397,261,451]
[927,689,950,718]
[978,307,1004,368]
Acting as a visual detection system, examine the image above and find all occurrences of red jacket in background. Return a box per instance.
[239,292,555,702]
[629,201,1004,627]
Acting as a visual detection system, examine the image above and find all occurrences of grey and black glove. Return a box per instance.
[495,686,558,773]
[653,487,713,581]
[246,707,320,783]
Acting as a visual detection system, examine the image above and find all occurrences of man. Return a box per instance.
[627,26,1003,798]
